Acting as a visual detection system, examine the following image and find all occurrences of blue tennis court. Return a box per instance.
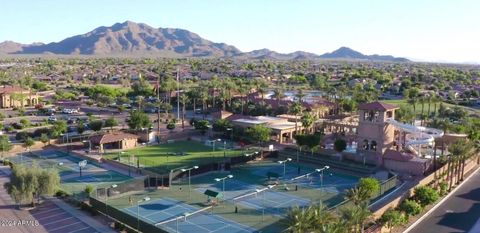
[195,179,310,216]
[249,162,359,193]
[123,198,256,233]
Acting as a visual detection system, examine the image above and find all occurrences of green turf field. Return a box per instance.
[383,99,480,115]
[107,140,250,174]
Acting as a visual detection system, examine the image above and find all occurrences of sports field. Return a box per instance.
[107,140,254,174]
[383,99,480,115]
[103,158,360,232]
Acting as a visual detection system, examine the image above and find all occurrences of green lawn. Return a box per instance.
[107,140,246,173]
[383,99,480,116]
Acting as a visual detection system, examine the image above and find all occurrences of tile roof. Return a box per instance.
[358,101,398,111]
[0,85,28,94]
[90,132,139,145]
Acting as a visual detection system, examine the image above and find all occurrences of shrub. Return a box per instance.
[55,190,69,198]
[84,185,94,195]
[32,127,51,138]
[438,182,448,196]
[414,186,439,207]
[166,121,176,130]
[380,208,407,231]
[400,199,422,216]
[357,177,381,199]
[15,131,32,141]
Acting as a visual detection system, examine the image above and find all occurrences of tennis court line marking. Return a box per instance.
[36,212,69,221]
[42,217,74,226]
[47,221,84,232]
[66,226,92,233]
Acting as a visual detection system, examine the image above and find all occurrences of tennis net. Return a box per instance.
[232,184,278,204]
[154,205,213,226]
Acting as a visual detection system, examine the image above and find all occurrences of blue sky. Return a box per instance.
[1,0,479,63]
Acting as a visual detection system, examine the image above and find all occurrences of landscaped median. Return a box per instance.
[376,159,479,232]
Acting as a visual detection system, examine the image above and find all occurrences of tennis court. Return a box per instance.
[247,161,359,193]
[123,197,256,233]
[195,178,310,215]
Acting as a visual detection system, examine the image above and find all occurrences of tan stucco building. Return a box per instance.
[89,132,139,153]
[0,85,39,108]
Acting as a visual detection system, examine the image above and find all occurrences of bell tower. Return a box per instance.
[357,102,398,166]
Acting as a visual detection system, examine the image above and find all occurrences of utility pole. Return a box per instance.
[176,67,180,120]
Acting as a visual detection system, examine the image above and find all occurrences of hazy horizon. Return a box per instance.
[1,0,479,63]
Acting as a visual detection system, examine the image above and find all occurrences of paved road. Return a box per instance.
[408,169,480,233]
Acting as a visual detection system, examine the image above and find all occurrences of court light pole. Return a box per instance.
[256,185,275,221]
[214,174,234,201]
[209,138,221,163]
[278,158,292,178]
[181,166,199,199]
[315,165,330,187]
[137,196,151,231]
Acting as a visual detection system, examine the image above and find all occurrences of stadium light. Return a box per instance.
[182,166,199,199]
[278,158,292,178]
[214,175,234,200]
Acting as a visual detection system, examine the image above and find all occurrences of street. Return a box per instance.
[407,169,480,233]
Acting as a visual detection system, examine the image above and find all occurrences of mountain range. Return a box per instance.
[0,21,409,62]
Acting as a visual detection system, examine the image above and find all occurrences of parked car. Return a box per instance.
[48,116,57,122]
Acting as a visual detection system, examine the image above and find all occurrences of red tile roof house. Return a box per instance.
[0,85,39,108]
[245,92,336,118]
[89,132,139,153]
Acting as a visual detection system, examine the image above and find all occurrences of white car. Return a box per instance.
[48,116,57,122]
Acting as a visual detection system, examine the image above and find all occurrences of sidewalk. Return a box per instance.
[50,197,116,233]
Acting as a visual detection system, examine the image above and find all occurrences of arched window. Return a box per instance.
[370,141,377,151]
[363,139,369,150]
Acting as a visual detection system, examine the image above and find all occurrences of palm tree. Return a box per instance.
[179,92,189,131]
[419,96,426,126]
[339,204,371,233]
[273,87,286,108]
[345,187,370,206]
[290,102,302,133]
[210,76,220,109]
[301,112,315,134]
[282,206,314,233]
[135,95,145,111]
[199,86,209,119]
[450,139,474,183]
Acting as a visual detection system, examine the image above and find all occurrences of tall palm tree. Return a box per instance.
[273,87,286,108]
[450,139,474,183]
[135,95,145,111]
[290,102,302,133]
[179,92,189,131]
[210,76,220,110]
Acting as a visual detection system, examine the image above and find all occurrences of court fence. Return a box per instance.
[89,196,167,233]
[328,173,398,210]
[95,177,147,199]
